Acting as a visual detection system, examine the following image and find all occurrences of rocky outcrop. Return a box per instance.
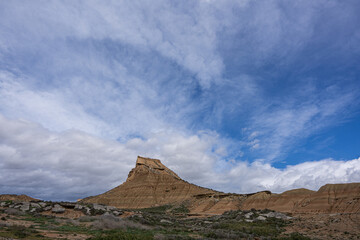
[83,156,249,214]
[189,193,246,215]
[0,200,123,216]
[52,204,65,213]
[83,156,360,215]
[83,156,225,211]
[241,188,315,212]
[241,183,360,213]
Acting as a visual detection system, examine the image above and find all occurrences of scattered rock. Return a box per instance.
[20,202,30,212]
[30,202,41,208]
[262,211,292,220]
[93,204,106,211]
[106,206,116,211]
[160,219,173,224]
[256,216,266,221]
[113,210,122,216]
[85,207,91,215]
[44,206,52,211]
[74,204,84,210]
[52,204,65,213]
[59,202,76,208]
[4,208,25,216]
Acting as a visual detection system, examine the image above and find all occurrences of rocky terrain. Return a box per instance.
[1,156,360,239]
[83,156,360,216]
[1,198,360,239]
[241,183,360,213]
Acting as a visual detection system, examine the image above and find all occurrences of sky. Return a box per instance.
[0,0,360,201]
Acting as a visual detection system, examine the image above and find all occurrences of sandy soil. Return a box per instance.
[41,209,85,219]
[286,213,360,240]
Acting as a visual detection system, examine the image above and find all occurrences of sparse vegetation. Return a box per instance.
[0,224,42,239]
[139,204,172,214]
[171,204,190,214]
[279,232,312,240]
[1,200,358,239]
[88,230,153,240]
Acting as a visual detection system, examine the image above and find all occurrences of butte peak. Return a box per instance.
[127,156,181,181]
[83,156,227,210]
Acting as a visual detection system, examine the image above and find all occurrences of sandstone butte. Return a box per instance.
[82,156,247,214]
[82,156,360,215]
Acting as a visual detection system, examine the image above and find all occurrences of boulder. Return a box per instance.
[74,204,84,210]
[19,202,30,212]
[52,204,65,213]
[160,219,173,224]
[30,203,41,208]
[93,204,106,211]
[112,210,122,216]
[244,212,253,219]
[256,216,266,221]
[262,211,292,220]
[44,206,52,211]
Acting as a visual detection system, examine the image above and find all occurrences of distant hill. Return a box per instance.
[83,156,360,214]
[241,182,360,213]
[0,194,39,202]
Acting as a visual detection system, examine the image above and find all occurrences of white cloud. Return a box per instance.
[0,0,358,164]
[226,157,360,193]
[0,71,110,136]
[0,1,229,88]
[0,114,224,200]
[0,66,175,140]
[244,84,358,161]
[0,0,359,202]
[0,114,359,201]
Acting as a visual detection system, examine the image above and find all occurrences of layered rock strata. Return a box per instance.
[83,156,360,214]
[241,183,360,213]
[83,156,238,212]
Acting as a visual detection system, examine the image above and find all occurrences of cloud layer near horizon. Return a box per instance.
[0,1,359,200]
[1,115,359,201]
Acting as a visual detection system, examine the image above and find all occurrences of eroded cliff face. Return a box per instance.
[83,156,233,211]
[241,183,360,213]
[83,156,360,214]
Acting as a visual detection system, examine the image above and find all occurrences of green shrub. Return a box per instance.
[140,205,172,214]
[279,232,311,240]
[171,204,189,214]
[88,230,153,240]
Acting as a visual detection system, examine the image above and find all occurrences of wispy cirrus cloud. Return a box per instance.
[243,83,358,161]
[0,1,359,200]
[0,0,228,88]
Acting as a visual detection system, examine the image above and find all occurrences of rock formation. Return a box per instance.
[83,156,217,208]
[83,156,247,214]
[83,156,360,215]
[241,183,360,213]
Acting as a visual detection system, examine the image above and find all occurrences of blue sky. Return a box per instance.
[0,0,359,201]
